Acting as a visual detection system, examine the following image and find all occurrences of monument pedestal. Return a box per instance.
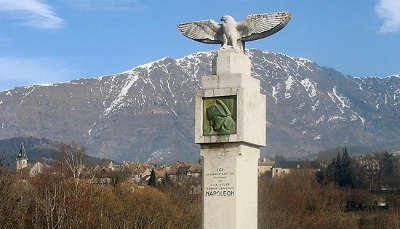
[195,49,266,229]
[201,143,259,229]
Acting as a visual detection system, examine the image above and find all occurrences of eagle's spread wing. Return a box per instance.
[237,12,291,42]
[178,20,223,44]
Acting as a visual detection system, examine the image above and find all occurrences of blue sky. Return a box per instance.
[0,0,399,91]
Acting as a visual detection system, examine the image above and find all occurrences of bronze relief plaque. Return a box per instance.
[203,96,237,136]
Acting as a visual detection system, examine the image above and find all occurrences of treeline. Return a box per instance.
[0,145,202,228]
[317,148,400,190]
[2,145,400,228]
[258,171,400,229]
[0,137,113,169]
[259,148,400,228]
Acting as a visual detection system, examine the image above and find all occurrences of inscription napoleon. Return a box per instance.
[205,167,235,197]
[203,96,236,136]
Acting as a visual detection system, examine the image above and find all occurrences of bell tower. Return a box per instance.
[16,143,28,172]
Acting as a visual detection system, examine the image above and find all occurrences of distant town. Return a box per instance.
[1,141,400,228]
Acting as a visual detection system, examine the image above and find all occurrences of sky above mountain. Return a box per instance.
[0,0,399,91]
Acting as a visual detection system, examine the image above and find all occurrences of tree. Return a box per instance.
[148,169,156,186]
[375,151,395,187]
[163,172,171,185]
[360,154,379,190]
[382,151,393,177]
[60,144,85,186]
[334,152,342,185]
[318,148,358,188]
[339,148,352,187]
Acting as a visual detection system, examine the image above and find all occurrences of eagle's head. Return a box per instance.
[220,15,234,23]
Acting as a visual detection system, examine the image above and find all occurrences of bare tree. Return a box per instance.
[359,154,379,190]
[60,143,86,189]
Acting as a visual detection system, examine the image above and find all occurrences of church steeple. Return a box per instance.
[16,143,28,172]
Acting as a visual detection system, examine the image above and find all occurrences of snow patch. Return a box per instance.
[88,128,92,136]
[332,87,350,108]
[125,57,169,74]
[176,51,214,64]
[292,57,314,72]
[328,115,346,122]
[294,57,312,63]
[384,74,400,79]
[300,78,317,97]
[312,100,319,111]
[285,75,294,99]
[272,85,278,103]
[354,112,366,127]
[104,73,139,116]
[328,87,350,114]
[0,100,3,105]
[36,83,54,87]
[358,83,363,91]
[315,115,325,125]
[146,151,172,163]
[290,118,297,125]
[313,135,321,141]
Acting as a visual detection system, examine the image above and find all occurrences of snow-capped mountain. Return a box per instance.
[0,49,399,162]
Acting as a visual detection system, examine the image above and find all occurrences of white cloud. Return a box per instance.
[0,57,74,87]
[375,0,400,33]
[0,0,63,29]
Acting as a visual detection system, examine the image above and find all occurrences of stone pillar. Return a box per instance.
[195,49,266,229]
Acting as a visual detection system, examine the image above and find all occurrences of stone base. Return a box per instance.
[201,143,259,229]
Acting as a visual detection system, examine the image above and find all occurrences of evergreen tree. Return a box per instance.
[326,159,336,184]
[340,148,352,187]
[319,148,355,187]
[334,153,342,185]
[382,151,393,177]
[148,169,156,186]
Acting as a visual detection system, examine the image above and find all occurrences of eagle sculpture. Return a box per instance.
[178,12,291,53]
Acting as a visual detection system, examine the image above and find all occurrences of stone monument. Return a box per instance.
[178,12,291,229]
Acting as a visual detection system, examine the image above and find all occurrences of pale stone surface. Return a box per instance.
[196,49,265,229]
[201,74,260,90]
[195,88,266,147]
[196,50,266,147]
[201,143,259,229]
[215,49,251,77]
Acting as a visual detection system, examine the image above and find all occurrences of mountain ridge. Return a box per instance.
[0,49,399,162]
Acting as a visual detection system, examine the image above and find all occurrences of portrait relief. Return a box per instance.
[203,96,237,136]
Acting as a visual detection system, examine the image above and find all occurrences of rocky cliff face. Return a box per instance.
[0,49,399,162]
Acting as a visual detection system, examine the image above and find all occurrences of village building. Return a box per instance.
[29,161,47,177]
[258,158,275,176]
[16,143,28,172]
[272,161,301,178]
[15,142,49,177]
[272,160,320,178]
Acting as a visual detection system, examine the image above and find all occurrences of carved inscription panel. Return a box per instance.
[205,166,235,198]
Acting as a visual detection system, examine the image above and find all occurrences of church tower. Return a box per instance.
[16,143,28,172]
